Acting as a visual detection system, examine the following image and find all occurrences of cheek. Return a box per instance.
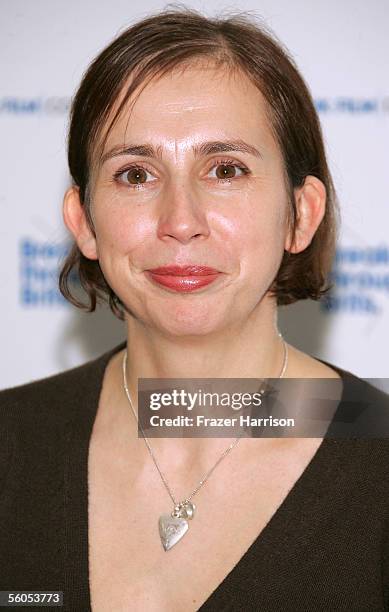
[93,196,152,261]
[234,193,286,244]
[237,196,288,277]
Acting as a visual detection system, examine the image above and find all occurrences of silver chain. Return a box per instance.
[122,333,288,507]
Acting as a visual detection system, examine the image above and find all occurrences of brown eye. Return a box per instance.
[207,160,249,183]
[125,167,148,184]
[215,164,239,179]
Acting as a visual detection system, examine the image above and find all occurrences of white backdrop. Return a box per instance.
[1,0,388,389]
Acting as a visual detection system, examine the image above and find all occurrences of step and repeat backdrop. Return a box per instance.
[1,0,388,389]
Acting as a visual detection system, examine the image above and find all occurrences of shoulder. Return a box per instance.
[0,357,96,421]
[0,341,124,489]
[324,359,389,410]
[323,361,389,445]
[287,343,389,405]
[287,343,389,447]
[0,341,126,424]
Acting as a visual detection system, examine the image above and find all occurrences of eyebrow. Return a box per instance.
[100,139,264,165]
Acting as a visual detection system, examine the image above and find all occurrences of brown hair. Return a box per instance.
[59,5,338,320]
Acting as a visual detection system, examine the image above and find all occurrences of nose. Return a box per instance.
[156,180,210,244]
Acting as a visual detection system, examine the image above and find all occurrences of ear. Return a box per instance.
[284,175,326,253]
[62,186,98,260]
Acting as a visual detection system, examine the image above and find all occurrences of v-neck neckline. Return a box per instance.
[65,340,354,611]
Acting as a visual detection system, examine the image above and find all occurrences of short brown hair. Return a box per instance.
[59,6,338,320]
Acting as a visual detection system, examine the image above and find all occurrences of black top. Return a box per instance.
[1,340,389,611]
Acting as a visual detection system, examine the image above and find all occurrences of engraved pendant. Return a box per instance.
[159,501,196,551]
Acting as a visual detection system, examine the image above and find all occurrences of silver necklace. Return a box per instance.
[122,333,288,551]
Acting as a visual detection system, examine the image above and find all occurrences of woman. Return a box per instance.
[1,7,389,612]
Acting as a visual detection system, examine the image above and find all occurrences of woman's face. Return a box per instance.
[88,64,292,336]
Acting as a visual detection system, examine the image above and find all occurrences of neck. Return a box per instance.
[120,298,282,453]
[125,298,283,383]
[103,298,287,470]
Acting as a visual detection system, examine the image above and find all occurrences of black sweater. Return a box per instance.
[1,340,389,611]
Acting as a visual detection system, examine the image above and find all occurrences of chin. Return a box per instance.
[151,305,229,338]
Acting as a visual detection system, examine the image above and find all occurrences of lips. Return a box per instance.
[148,265,219,276]
[146,265,221,292]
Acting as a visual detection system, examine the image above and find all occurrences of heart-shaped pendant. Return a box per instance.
[159,514,189,551]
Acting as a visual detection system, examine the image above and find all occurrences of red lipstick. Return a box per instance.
[146,265,221,292]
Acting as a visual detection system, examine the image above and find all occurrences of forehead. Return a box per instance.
[99,64,277,158]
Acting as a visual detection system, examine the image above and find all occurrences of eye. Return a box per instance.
[114,164,157,188]
[112,158,250,190]
[207,160,250,182]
